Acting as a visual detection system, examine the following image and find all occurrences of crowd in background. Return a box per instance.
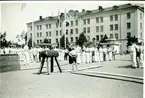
[0,42,144,70]
[128,42,144,68]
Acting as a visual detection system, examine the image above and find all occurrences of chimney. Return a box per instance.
[113,5,118,10]
[98,6,103,10]
[82,9,85,12]
[39,16,43,20]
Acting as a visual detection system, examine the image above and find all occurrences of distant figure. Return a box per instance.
[69,47,78,71]
[24,44,30,65]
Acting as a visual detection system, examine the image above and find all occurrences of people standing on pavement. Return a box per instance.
[108,45,113,61]
[85,46,90,63]
[140,42,144,68]
[76,45,81,64]
[94,46,100,62]
[99,45,104,62]
[82,45,86,64]
[24,44,30,65]
[129,42,137,68]
[68,45,78,71]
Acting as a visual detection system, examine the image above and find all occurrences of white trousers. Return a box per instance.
[77,53,81,64]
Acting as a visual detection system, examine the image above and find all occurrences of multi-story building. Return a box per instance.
[27,3,144,52]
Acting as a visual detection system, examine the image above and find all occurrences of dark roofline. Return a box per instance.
[26,3,144,25]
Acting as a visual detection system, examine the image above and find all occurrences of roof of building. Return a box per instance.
[27,3,144,25]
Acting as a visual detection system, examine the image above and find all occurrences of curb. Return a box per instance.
[72,72,143,84]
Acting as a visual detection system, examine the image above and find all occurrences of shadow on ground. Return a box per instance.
[117,65,137,69]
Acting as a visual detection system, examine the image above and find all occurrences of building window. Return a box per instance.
[140,33,142,39]
[37,33,39,37]
[71,29,73,34]
[49,24,51,29]
[96,35,99,41]
[40,25,42,30]
[96,26,99,32]
[75,20,78,26]
[140,23,142,29]
[30,33,32,37]
[87,19,90,24]
[37,40,39,44]
[96,17,99,23]
[46,24,48,29]
[87,27,90,33]
[71,21,73,26]
[37,26,39,30]
[49,39,51,43]
[127,23,131,29]
[49,31,51,36]
[66,37,68,43]
[83,28,86,33]
[100,35,103,40]
[83,19,86,25]
[56,38,58,43]
[127,32,131,38]
[46,32,48,36]
[100,17,103,23]
[100,26,103,32]
[66,29,68,35]
[76,37,78,42]
[40,32,42,37]
[60,22,62,27]
[127,13,131,19]
[110,25,113,31]
[40,40,42,43]
[60,30,62,36]
[110,15,113,21]
[115,24,118,30]
[30,26,32,31]
[56,31,58,36]
[71,37,73,42]
[140,13,142,19]
[110,34,113,39]
[115,14,118,21]
[115,33,118,39]
[87,36,90,41]
[75,28,78,34]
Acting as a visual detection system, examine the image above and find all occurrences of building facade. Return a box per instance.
[27,3,144,52]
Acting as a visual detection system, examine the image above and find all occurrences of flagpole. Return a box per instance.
[64,8,67,49]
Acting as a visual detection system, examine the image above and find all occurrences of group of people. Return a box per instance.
[63,44,117,71]
[0,41,143,70]
[129,42,144,68]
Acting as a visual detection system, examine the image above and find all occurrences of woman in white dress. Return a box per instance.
[99,45,104,62]
[94,46,100,62]
[82,45,86,64]
[76,45,81,64]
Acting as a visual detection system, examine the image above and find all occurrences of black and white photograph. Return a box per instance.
[0,1,144,98]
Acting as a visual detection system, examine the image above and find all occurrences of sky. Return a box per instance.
[0,1,144,41]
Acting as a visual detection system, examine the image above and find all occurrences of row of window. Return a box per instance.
[96,33,119,41]
[55,37,79,43]
[37,32,42,37]
[66,28,79,35]
[83,19,90,25]
[37,39,51,44]
[83,27,90,33]
[34,12,144,31]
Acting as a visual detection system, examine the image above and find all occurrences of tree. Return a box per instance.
[126,36,138,48]
[77,32,87,47]
[24,32,27,43]
[100,34,108,43]
[60,35,69,48]
[43,38,49,43]
[28,37,32,49]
